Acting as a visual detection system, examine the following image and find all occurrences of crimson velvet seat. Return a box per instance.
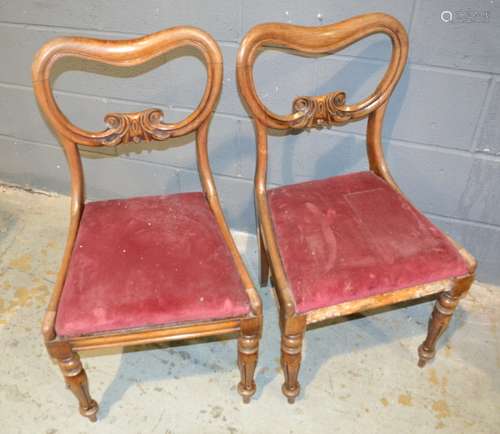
[33,27,262,422]
[237,13,476,403]
[267,171,469,314]
[56,193,251,337]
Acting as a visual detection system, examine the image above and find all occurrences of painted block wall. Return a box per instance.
[0,0,499,283]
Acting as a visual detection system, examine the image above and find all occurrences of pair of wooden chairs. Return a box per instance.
[33,13,475,421]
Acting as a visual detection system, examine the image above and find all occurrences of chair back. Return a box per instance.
[237,13,409,190]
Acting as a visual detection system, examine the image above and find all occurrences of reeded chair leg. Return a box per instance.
[57,351,98,421]
[258,228,270,287]
[237,333,259,403]
[280,317,306,403]
[418,275,474,367]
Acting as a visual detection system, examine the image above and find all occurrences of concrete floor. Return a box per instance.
[0,185,499,434]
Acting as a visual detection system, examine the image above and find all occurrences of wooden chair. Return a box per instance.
[32,27,262,421]
[237,13,476,403]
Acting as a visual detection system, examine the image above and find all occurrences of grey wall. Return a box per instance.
[0,1,499,283]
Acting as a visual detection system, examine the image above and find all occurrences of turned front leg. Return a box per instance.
[57,351,98,421]
[418,275,474,367]
[237,334,259,403]
[281,331,305,403]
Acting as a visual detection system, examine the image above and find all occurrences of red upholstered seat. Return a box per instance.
[267,171,469,314]
[55,193,250,337]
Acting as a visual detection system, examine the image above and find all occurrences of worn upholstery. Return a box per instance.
[267,171,469,314]
[55,193,250,337]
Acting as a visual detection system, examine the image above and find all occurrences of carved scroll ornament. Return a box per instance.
[290,92,351,129]
[102,108,171,146]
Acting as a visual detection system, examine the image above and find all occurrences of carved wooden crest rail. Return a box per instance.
[32,27,223,147]
[237,14,408,130]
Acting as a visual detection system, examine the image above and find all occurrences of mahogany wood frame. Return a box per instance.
[32,27,262,421]
[236,13,476,403]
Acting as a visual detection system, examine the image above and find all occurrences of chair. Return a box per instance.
[236,13,476,403]
[33,27,262,421]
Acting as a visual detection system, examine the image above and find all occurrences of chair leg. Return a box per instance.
[237,333,259,403]
[280,317,306,404]
[418,275,474,367]
[258,228,270,287]
[57,350,99,421]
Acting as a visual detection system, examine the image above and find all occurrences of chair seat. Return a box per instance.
[55,193,251,337]
[267,171,469,314]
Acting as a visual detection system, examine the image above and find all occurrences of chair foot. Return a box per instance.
[241,394,251,404]
[238,388,253,404]
[237,333,259,403]
[417,276,473,368]
[57,350,99,422]
[282,383,298,404]
[280,330,304,403]
[82,407,98,423]
[417,343,434,368]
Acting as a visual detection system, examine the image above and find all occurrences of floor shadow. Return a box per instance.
[96,333,239,418]
[298,296,468,397]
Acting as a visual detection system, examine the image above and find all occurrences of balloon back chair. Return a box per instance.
[236,13,476,403]
[33,27,262,421]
